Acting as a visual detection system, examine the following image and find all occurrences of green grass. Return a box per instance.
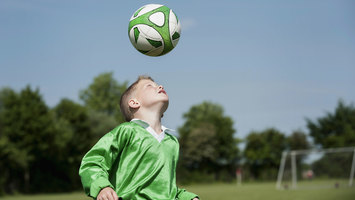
[2,181,355,200]
[1,192,91,200]
[185,182,355,200]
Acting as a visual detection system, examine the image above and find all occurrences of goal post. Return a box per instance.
[276,146,355,190]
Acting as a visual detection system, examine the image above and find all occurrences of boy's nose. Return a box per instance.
[158,85,164,89]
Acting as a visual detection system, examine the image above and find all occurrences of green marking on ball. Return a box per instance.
[147,39,163,48]
[172,32,180,40]
[138,49,149,54]
[134,27,140,43]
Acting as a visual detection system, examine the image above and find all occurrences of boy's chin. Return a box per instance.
[159,96,169,104]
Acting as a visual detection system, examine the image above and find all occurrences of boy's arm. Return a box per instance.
[79,126,128,198]
[176,187,199,200]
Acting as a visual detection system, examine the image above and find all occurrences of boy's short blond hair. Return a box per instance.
[120,75,154,122]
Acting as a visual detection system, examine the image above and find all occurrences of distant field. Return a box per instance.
[2,181,355,200]
[188,181,355,200]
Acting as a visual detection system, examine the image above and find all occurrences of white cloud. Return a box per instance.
[180,18,197,31]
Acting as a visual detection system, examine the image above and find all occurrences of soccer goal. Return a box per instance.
[276,147,355,190]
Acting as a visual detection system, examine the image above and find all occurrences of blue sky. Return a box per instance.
[1,0,354,140]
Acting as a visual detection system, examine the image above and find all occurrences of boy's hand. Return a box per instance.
[97,187,119,200]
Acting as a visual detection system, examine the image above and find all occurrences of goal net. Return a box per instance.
[276,147,355,190]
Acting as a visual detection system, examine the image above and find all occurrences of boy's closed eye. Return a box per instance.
[146,83,158,88]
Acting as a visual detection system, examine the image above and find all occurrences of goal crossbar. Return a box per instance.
[288,146,355,155]
[276,146,355,190]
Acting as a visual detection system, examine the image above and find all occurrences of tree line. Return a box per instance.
[0,72,354,195]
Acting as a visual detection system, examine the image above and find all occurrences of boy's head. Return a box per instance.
[120,75,169,122]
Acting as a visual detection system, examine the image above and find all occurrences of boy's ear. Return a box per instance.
[128,98,140,109]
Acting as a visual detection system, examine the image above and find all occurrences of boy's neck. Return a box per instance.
[134,110,163,134]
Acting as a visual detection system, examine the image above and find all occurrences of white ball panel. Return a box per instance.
[136,36,153,51]
[128,28,135,43]
[169,10,178,35]
[130,4,163,20]
[168,10,181,47]
[146,46,164,56]
[149,12,165,26]
[172,24,181,47]
[138,24,162,40]
[129,24,164,56]
[128,26,153,51]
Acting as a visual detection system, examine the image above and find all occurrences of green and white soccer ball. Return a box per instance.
[128,4,181,57]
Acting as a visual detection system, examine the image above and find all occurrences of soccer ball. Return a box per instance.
[128,4,181,57]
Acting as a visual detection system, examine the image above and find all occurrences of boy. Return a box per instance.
[79,76,199,200]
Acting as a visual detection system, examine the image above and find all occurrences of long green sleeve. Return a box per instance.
[79,125,129,198]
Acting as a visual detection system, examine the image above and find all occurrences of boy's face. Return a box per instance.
[132,79,169,112]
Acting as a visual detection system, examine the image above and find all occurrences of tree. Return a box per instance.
[0,88,27,195]
[54,98,92,153]
[178,101,239,182]
[0,73,130,195]
[182,123,217,169]
[306,100,355,148]
[306,100,355,179]
[0,86,58,193]
[244,128,287,180]
[287,130,310,151]
[80,72,128,124]
[311,152,353,178]
[87,110,118,140]
[52,98,94,189]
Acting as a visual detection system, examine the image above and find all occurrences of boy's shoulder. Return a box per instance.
[105,122,142,142]
[116,121,136,128]
[113,121,141,132]
[163,131,178,142]
[110,121,148,135]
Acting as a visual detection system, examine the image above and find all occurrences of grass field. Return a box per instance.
[2,181,354,200]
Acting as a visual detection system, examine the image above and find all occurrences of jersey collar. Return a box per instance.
[131,119,175,142]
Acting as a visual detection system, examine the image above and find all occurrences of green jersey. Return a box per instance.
[79,120,198,200]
